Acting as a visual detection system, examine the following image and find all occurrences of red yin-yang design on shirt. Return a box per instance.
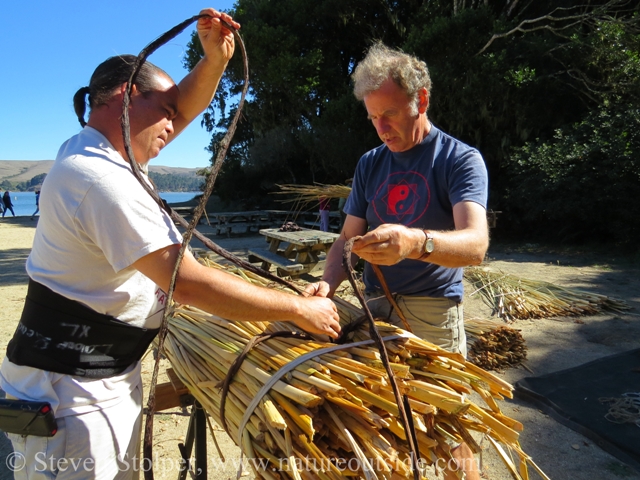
[373,171,430,226]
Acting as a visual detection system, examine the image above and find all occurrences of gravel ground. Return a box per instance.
[1,217,639,479]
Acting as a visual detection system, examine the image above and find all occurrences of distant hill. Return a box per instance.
[147,165,201,177]
[0,160,204,192]
[0,160,200,183]
[0,160,54,183]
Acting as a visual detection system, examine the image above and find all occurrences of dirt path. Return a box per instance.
[0,216,638,479]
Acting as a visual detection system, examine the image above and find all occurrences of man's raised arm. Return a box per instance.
[170,8,240,140]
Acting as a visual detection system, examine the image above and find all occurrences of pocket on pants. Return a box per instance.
[5,419,66,480]
[363,292,467,357]
[398,296,466,356]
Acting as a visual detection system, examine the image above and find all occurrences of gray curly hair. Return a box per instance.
[352,42,431,116]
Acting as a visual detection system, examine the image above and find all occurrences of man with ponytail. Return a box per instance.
[0,8,340,479]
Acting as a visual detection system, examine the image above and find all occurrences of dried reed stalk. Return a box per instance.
[465,318,528,371]
[465,266,630,322]
[274,183,352,205]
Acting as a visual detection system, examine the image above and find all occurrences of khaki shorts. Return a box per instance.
[364,291,467,358]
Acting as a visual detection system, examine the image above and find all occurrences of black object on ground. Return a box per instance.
[515,348,640,472]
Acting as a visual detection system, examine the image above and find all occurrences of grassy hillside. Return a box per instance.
[0,161,54,183]
[0,160,200,184]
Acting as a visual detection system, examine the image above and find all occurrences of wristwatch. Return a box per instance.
[419,230,434,260]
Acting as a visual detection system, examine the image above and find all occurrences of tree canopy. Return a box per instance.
[185,0,640,248]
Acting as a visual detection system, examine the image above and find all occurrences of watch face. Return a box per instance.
[425,238,435,253]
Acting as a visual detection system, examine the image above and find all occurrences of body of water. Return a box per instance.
[1,191,200,218]
[160,191,200,205]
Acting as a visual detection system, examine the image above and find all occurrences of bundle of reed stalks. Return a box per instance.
[274,183,352,205]
[464,266,630,322]
[162,260,549,480]
[465,318,528,372]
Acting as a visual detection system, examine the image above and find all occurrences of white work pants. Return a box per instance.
[6,384,142,480]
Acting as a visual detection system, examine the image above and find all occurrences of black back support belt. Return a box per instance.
[6,280,160,378]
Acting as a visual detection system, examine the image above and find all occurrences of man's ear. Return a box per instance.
[418,87,429,114]
[119,83,140,97]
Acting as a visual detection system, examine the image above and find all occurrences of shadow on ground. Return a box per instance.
[0,248,30,287]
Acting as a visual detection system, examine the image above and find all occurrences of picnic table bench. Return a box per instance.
[171,206,202,224]
[205,211,272,237]
[248,227,340,277]
[247,249,305,274]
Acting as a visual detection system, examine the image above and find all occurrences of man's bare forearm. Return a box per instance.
[133,246,341,337]
[322,215,369,295]
[412,227,488,267]
[321,237,350,297]
[171,9,238,137]
[352,202,488,267]
[172,56,227,136]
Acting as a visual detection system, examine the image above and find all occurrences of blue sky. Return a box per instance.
[0,1,236,169]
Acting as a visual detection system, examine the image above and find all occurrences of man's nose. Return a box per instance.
[375,119,389,135]
[166,119,175,134]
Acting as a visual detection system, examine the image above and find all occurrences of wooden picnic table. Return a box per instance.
[248,228,340,277]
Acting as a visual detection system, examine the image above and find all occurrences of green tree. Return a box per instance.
[147,173,204,192]
[182,0,640,249]
[406,1,640,172]
[505,100,640,248]
[30,173,47,188]
[403,0,640,243]
[184,0,415,201]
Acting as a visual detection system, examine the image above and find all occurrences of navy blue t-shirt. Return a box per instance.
[344,125,488,302]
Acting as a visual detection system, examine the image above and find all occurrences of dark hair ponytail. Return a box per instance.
[73,54,170,127]
[73,86,91,127]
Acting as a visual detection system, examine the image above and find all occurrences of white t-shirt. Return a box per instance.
[0,127,182,416]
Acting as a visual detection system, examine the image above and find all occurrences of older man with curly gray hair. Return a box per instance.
[318,41,489,480]
[353,42,432,117]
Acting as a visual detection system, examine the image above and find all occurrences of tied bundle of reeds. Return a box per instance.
[464,266,630,322]
[465,319,528,372]
[162,260,549,480]
[274,183,352,204]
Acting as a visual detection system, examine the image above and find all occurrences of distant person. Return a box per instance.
[31,189,40,219]
[337,178,353,230]
[319,195,331,232]
[2,190,15,217]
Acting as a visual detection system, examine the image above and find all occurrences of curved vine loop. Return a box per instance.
[342,239,422,480]
[119,13,303,480]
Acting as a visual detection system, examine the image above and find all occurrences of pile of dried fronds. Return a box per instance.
[465,318,528,371]
[163,260,548,480]
[274,183,352,206]
[465,266,630,322]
